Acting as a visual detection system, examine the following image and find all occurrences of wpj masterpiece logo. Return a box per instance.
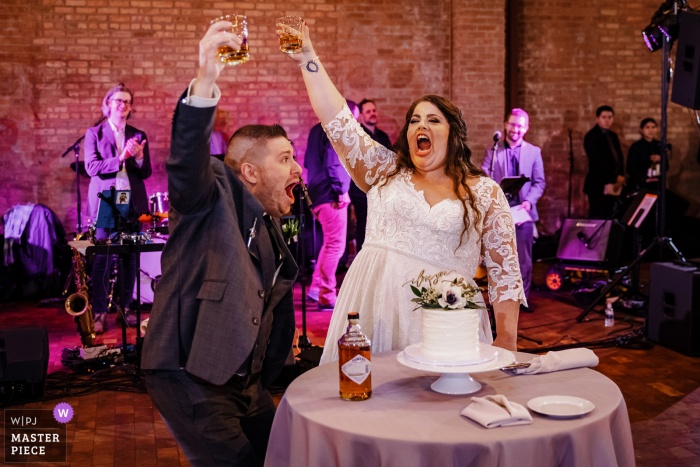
[4,403,71,463]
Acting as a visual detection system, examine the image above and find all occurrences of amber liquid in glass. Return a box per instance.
[279,34,303,54]
[218,43,249,65]
[339,345,372,400]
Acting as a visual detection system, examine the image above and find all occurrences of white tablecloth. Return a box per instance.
[265,350,634,467]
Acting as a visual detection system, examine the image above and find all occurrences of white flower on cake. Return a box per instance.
[405,269,483,311]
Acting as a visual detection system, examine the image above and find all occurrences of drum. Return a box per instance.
[133,237,166,304]
[149,192,169,217]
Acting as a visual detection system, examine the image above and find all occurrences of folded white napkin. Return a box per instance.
[461,395,533,428]
[515,348,599,375]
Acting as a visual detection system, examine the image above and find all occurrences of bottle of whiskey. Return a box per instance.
[338,312,372,401]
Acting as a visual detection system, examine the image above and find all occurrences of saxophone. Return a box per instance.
[65,247,96,346]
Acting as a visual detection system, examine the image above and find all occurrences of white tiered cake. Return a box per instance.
[421,308,480,362]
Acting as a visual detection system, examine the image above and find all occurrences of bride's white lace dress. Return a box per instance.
[318,105,526,365]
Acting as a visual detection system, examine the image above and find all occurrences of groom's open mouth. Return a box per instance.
[285,181,297,203]
[416,134,432,156]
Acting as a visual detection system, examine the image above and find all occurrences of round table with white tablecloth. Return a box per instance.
[265,350,634,467]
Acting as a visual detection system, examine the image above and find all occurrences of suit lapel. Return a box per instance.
[240,188,263,264]
[103,121,117,158]
[498,143,508,180]
[238,184,277,290]
[125,125,135,143]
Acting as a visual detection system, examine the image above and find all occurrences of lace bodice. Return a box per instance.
[324,105,525,305]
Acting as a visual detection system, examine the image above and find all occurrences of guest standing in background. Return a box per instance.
[482,109,545,313]
[304,101,357,309]
[583,105,625,219]
[627,118,663,191]
[349,99,393,253]
[84,83,152,333]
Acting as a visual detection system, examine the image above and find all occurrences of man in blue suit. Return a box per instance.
[482,108,545,312]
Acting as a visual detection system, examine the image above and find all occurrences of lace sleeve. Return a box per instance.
[477,179,527,306]
[323,104,397,192]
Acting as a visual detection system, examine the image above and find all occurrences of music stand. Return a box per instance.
[576,190,685,322]
[500,175,530,198]
[95,187,145,371]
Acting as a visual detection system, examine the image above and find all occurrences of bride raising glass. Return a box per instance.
[280,24,526,365]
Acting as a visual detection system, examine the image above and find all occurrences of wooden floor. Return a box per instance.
[1,262,699,466]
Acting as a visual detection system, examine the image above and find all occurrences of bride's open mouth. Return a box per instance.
[285,181,297,203]
[416,134,432,156]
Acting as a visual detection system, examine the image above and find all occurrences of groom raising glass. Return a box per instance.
[141,20,301,467]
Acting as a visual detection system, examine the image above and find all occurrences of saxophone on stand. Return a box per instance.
[65,247,96,347]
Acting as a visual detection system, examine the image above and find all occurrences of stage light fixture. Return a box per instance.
[641,0,688,52]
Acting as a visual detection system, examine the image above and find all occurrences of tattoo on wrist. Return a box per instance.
[305,60,319,73]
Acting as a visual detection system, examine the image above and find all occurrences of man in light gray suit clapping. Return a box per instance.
[142,20,302,467]
[482,109,545,313]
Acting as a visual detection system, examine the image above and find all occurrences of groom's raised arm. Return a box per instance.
[166,20,243,215]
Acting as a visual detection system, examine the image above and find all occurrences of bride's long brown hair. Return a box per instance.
[383,95,486,248]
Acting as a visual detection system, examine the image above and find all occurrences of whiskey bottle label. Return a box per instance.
[341,354,371,385]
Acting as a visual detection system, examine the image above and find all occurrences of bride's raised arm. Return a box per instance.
[281,23,396,192]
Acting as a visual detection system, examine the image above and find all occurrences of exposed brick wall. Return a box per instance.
[515,0,700,233]
[1,0,698,239]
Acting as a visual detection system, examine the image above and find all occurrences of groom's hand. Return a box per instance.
[193,21,243,99]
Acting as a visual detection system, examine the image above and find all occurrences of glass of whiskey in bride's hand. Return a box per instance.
[211,14,249,65]
[276,16,303,54]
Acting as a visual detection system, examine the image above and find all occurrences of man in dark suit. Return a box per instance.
[349,99,393,253]
[583,105,625,219]
[482,108,545,313]
[142,21,301,467]
[84,83,151,333]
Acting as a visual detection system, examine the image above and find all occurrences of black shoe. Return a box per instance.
[520,304,535,313]
[116,309,138,327]
[94,313,107,334]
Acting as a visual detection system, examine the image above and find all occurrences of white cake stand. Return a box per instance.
[397,343,515,395]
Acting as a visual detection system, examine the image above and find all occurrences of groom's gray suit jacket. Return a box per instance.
[141,91,298,387]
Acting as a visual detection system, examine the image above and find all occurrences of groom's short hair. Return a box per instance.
[225,124,288,173]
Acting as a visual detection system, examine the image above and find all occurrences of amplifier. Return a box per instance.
[556,219,624,265]
[0,328,49,402]
[648,262,700,356]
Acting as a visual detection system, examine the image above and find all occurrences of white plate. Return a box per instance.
[527,395,595,418]
[403,342,499,367]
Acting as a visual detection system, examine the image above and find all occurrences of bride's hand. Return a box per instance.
[276,21,316,64]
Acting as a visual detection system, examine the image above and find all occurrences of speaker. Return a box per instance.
[672,11,700,109]
[556,219,624,264]
[0,327,49,402]
[648,262,700,356]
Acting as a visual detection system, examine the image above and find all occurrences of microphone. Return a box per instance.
[493,131,502,143]
[298,176,314,210]
[577,231,590,248]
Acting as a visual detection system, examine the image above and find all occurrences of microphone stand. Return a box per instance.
[60,115,106,231]
[489,136,499,177]
[567,128,574,218]
[297,178,313,349]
